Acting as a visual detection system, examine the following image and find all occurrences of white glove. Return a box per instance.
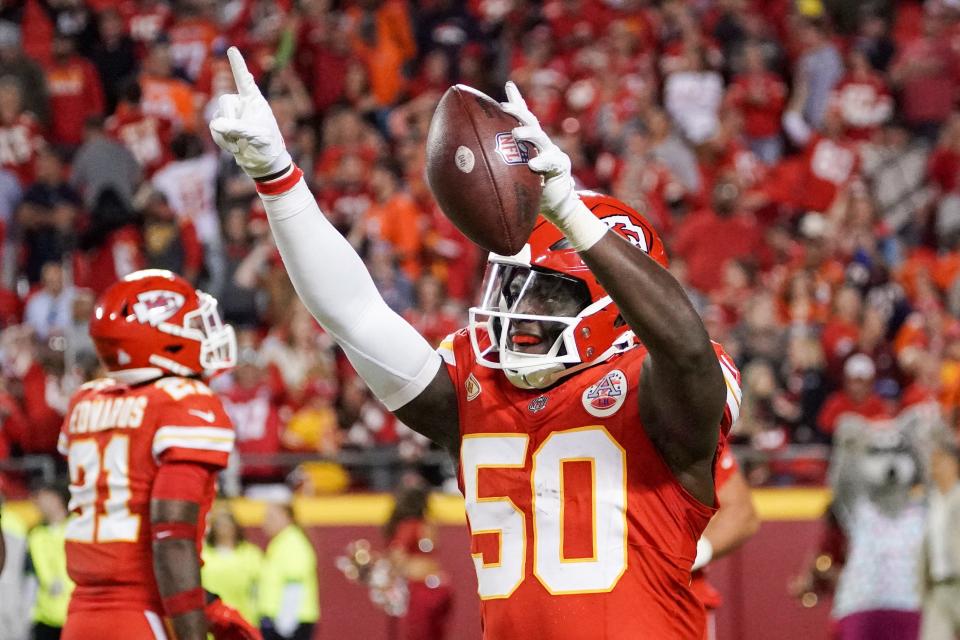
[209,47,292,179]
[500,81,607,251]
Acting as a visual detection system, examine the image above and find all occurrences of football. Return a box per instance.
[425,84,543,256]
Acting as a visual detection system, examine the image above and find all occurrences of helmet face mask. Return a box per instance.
[468,192,668,390]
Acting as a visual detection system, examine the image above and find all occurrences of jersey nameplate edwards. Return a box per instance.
[582,369,628,417]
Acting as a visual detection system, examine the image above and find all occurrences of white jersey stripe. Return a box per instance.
[144,610,168,639]
[153,426,235,458]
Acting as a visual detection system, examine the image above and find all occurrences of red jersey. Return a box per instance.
[58,376,235,613]
[45,56,105,146]
[439,331,740,640]
[0,113,45,186]
[830,74,892,141]
[105,106,173,177]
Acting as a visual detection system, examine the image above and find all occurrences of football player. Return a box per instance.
[59,270,259,640]
[690,448,760,639]
[212,48,740,638]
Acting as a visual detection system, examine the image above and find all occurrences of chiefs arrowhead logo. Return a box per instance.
[582,369,628,418]
[601,215,649,252]
[132,290,185,326]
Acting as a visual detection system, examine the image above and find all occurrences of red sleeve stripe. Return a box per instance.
[152,426,235,460]
[162,587,206,618]
[255,164,303,196]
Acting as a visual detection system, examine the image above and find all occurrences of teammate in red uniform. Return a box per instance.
[212,48,739,639]
[58,269,259,640]
[689,448,760,639]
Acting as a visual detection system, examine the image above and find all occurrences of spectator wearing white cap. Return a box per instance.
[817,354,893,436]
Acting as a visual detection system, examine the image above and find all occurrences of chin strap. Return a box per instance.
[503,332,638,390]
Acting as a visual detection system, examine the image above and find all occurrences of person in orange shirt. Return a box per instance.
[139,41,199,131]
[355,160,425,280]
[347,0,416,107]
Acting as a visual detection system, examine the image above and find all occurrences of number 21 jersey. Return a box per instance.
[439,330,741,639]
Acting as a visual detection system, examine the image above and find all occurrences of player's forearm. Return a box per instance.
[257,175,441,410]
[152,538,207,640]
[579,232,719,376]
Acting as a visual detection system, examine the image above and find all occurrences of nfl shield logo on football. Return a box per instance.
[582,369,628,417]
[494,132,529,165]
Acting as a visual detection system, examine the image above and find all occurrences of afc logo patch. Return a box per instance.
[494,132,530,165]
[132,290,185,326]
[582,369,628,417]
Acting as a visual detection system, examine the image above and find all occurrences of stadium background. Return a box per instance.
[0,0,958,638]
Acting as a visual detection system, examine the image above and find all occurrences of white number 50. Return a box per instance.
[461,426,627,599]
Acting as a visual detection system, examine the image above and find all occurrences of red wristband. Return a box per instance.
[255,164,303,196]
[152,521,197,542]
[162,586,206,617]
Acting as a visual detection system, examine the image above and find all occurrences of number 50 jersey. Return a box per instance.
[439,330,741,640]
[58,376,235,614]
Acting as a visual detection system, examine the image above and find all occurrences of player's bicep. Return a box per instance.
[393,364,459,453]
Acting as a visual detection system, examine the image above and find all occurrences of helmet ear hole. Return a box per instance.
[614,315,626,328]
[120,301,129,317]
[164,344,183,354]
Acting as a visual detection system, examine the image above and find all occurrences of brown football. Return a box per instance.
[425,84,542,256]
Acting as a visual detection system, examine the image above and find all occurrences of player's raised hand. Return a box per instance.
[500,81,577,222]
[209,47,291,178]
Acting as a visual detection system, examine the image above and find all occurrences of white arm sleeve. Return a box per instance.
[259,179,441,411]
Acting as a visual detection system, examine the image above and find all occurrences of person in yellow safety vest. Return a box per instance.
[259,496,319,640]
[26,483,74,640]
[202,507,263,625]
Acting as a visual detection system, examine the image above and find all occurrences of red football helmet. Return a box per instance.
[90,270,237,381]
[468,191,668,389]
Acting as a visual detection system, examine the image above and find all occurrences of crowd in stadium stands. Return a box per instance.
[1,0,960,495]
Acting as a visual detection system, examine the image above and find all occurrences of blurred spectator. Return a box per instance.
[0,494,29,637]
[673,176,763,294]
[259,495,319,640]
[353,160,426,281]
[0,77,47,187]
[259,303,335,403]
[138,188,203,284]
[88,9,138,114]
[368,243,415,315]
[44,31,105,149]
[726,40,788,164]
[831,47,892,142]
[890,8,955,141]
[0,21,49,125]
[62,288,95,373]
[919,440,960,640]
[219,343,286,483]
[73,188,142,296]
[23,262,73,342]
[70,116,141,209]
[167,2,220,82]
[106,79,174,178]
[385,483,453,640]
[404,275,459,348]
[794,17,844,129]
[151,132,222,294]
[220,203,270,327]
[139,40,199,131]
[647,107,702,197]
[17,149,79,284]
[346,0,417,108]
[664,46,723,145]
[202,507,263,626]
[817,354,892,436]
[19,341,71,455]
[26,482,73,639]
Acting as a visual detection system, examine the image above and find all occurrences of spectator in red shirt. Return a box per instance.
[44,32,105,149]
[817,354,892,436]
[672,175,764,294]
[726,40,787,164]
[830,48,893,142]
[105,79,173,178]
[890,8,956,141]
[0,77,46,187]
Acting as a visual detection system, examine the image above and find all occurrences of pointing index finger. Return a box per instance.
[227,46,258,98]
